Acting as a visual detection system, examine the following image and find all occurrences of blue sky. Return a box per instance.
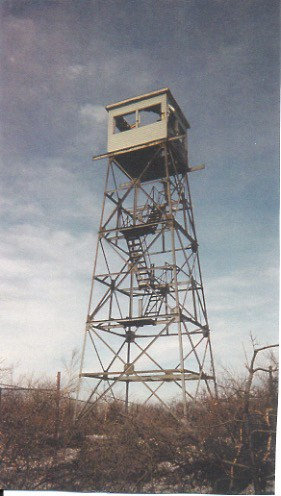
[0,0,279,383]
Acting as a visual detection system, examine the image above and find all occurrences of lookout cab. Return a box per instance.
[94,88,190,182]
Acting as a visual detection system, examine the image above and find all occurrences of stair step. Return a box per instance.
[128,244,141,248]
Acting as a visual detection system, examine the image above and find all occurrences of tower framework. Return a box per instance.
[75,89,216,421]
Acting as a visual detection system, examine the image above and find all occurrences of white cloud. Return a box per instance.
[204,266,279,376]
[79,104,107,124]
[0,224,96,379]
[66,64,85,79]
[0,157,102,226]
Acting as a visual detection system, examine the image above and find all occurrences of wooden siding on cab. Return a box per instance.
[107,93,167,153]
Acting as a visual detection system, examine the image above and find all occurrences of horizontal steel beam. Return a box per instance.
[81,371,213,382]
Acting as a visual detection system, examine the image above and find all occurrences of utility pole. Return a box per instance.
[55,371,61,443]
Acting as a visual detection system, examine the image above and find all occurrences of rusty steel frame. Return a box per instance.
[74,136,217,422]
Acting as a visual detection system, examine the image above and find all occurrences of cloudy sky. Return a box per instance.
[0,0,279,384]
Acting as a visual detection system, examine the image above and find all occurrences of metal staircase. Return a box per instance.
[145,205,163,233]
[122,202,164,290]
[145,292,162,315]
[127,237,155,289]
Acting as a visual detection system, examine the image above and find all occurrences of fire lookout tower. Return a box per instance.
[75,88,216,420]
